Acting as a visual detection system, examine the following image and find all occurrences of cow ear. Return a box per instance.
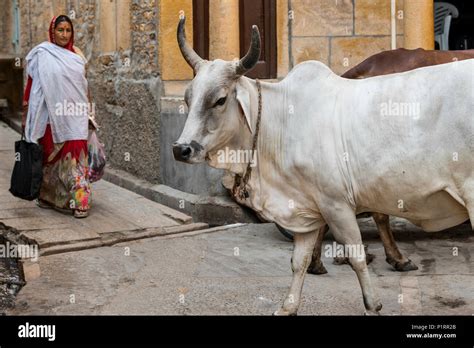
[235,81,253,134]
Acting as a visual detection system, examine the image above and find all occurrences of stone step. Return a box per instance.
[39,222,210,257]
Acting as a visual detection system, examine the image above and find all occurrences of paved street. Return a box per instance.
[6,222,474,316]
[1,121,473,315]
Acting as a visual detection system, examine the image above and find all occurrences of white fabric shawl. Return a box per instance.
[25,42,89,143]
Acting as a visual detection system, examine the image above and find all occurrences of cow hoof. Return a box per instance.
[395,259,419,272]
[307,261,328,275]
[273,309,297,316]
[333,256,349,265]
[387,257,418,272]
[364,302,382,315]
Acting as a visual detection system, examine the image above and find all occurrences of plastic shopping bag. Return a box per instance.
[88,130,106,183]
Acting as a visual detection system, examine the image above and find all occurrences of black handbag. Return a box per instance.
[9,132,44,201]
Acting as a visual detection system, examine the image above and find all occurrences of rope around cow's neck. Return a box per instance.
[232,78,262,200]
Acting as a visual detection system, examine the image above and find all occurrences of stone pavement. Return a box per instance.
[7,222,473,315]
[0,121,208,258]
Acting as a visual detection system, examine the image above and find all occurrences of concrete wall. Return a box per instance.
[160,99,228,196]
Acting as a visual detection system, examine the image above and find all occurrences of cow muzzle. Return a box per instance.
[172,141,204,163]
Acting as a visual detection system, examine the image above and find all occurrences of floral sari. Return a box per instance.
[38,124,91,211]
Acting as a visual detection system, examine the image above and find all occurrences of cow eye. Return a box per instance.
[214,96,227,107]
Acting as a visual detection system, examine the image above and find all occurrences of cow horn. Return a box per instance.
[177,16,204,71]
[236,25,261,76]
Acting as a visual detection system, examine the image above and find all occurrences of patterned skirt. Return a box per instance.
[38,124,91,211]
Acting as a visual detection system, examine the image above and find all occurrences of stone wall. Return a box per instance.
[0,4,14,55]
[290,0,404,75]
[0,1,22,116]
[84,0,162,183]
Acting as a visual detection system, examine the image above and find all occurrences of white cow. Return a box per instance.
[173,18,474,315]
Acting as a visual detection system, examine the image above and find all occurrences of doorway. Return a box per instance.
[192,0,277,79]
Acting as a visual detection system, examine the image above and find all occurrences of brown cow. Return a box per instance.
[307,48,474,275]
[342,48,474,79]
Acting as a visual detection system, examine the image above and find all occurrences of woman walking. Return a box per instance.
[22,15,93,218]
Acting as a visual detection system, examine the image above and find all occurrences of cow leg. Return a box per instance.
[372,213,418,272]
[307,225,329,275]
[274,230,319,316]
[466,194,474,230]
[307,225,373,275]
[325,209,382,315]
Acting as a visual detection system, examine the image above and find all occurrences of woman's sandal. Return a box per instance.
[74,210,89,218]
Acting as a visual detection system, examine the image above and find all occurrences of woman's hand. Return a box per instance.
[88,119,97,130]
[88,106,99,130]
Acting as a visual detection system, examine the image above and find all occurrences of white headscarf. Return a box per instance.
[24,41,89,143]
